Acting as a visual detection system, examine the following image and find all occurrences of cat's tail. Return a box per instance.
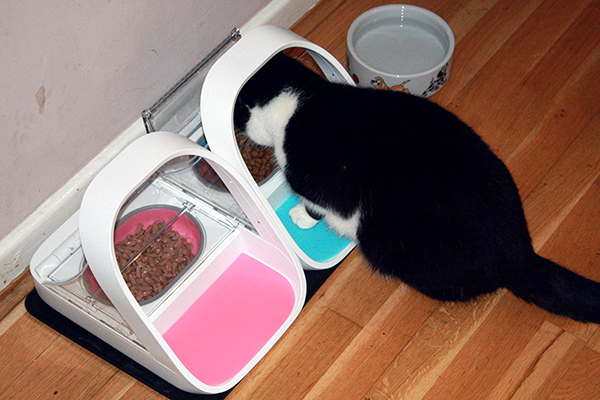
[506,254,600,324]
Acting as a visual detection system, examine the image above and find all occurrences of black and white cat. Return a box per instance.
[234,52,600,324]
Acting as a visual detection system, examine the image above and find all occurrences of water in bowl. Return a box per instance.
[354,17,447,75]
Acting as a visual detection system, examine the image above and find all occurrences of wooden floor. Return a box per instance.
[2,0,600,398]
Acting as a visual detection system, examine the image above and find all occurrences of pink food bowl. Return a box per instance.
[83,205,204,304]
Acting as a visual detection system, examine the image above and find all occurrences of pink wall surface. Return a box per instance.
[0,0,269,240]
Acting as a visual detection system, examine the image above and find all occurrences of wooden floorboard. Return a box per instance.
[1,0,599,398]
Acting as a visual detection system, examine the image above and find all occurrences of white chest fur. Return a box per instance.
[245,89,300,169]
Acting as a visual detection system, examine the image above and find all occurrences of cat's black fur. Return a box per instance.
[234,53,600,324]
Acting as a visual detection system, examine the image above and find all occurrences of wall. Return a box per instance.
[0,0,318,290]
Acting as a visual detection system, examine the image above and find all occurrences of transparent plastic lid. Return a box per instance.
[142,28,241,142]
[80,152,255,310]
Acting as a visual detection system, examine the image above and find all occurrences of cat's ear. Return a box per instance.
[233,96,251,131]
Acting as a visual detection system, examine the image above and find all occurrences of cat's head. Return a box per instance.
[233,53,309,130]
[234,53,300,145]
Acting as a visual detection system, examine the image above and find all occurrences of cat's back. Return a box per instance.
[289,79,521,218]
[264,55,514,203]
[290,81,487,175]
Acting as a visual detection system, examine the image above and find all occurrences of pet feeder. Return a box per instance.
[201,26,357,270]
[30,132,306,394]
[144,25,357,270]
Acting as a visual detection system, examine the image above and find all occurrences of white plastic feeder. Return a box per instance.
[201,25,357,270]
[31,132,306,394]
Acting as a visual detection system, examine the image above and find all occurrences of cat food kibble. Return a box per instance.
[236,130,276,183]
[195,131,276,188]
[114,220,195,302]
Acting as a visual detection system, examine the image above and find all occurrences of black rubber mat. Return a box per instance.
[25,266,337,399]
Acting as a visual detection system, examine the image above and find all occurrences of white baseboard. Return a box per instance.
[0,119,147,292]
[0,0,318,293]
[241,0,318,33]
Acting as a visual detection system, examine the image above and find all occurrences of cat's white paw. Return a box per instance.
[289,203,319,229]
